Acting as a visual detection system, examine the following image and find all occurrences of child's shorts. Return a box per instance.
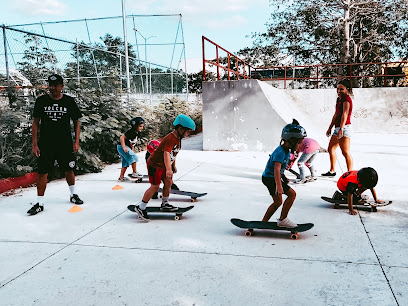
[262,175,291,196]
[333,125,352,138]
[147,163,166,185]
[117,145,138,168]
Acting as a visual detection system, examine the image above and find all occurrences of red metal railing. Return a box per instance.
[202,36,252,81]
[202,37,408,88]
[254,61,408,88]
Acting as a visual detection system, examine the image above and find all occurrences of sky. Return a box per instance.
[0,0,273,73]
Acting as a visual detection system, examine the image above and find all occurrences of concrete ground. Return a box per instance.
[0,132,407,306]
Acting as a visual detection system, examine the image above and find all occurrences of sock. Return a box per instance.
[69,185,75,196]
[162,196,169,205]
[37,196,44,206]
[139,201,148,210]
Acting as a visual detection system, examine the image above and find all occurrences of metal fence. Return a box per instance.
[1,15,188,101]
[202,36,408,89]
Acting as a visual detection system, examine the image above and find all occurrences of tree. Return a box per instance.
[243,0,408,65]
[188,71,216,93]
[17,34,58,86]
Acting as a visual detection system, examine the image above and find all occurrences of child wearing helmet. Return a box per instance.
[333,167,384,215]
[117,117,145,181]
[261,119,307,228]
[133,114,195,221]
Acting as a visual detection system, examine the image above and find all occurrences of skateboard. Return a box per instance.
[127,205,194,220]
[230,218,314,239]
[321,196,392,212]
[157,188,207,202]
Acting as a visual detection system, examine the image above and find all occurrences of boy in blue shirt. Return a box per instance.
[261,120,307,228]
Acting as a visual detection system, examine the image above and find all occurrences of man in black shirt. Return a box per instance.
[28,74,83,215]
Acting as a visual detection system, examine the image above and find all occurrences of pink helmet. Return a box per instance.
[147,140,160,154]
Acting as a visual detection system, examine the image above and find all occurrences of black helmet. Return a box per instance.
[130,117,145,127]
[357,167,378,189]
[281,119,307,140]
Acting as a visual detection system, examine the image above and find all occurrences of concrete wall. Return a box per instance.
[203,79,408,151]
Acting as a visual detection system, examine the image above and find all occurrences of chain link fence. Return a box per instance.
[1,15,188,101]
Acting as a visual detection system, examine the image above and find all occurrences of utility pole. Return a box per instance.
[121,0,131,97]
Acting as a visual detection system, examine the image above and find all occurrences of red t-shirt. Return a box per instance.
[147,132,180,170]
[337,171,362,193]
[334,94,353,127]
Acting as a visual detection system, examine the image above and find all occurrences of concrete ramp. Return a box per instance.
[203,79,408,151]
[202,80,286,151]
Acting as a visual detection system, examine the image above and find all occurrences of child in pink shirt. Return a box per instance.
[297,137,320,182]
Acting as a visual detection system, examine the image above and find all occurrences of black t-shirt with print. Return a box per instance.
[119,128,139,148]
[33,94,82,148]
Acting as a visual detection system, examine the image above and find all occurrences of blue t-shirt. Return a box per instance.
[262,145,290,178]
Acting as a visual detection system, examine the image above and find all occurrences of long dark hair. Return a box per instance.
[338,79,353,96]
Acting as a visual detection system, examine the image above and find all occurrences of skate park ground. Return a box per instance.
[0,132,407,306]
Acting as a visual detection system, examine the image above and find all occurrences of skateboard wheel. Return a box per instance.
[291,233,299,239]
[190,197,197,202]
[245,229,253,236]
[174,215,180,221]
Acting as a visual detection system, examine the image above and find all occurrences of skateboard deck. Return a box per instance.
[158,188,207,202]
[127,205,194,220]
[230,218,314,239]
[321,196,392,212]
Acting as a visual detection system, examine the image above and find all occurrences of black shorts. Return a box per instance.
[262,175,291,196]
[37,146,76,174]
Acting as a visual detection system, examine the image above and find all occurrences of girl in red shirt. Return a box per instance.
[322,79,354,177]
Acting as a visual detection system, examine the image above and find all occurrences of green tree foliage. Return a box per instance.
[188,71,216,93]
[241,0,408,65]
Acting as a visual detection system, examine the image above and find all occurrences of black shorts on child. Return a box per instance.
[262,175,291,195]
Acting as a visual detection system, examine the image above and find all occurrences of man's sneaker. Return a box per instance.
[160,203,178,211]
[118,177,130,182]
[129,172,143,178]
[135,205,149,221]
[27,203,44,215]
[70,194,84,205]
[322,171,336,177]
[277,218,298,228]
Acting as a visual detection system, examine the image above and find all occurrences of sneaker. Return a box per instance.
[277,218,298,228]
[27,203,44,215]
[118,177,130,182]
[70,194,84,205]
[160,203,178,211]
[152,192,159,199]
[332,191,345,201]
[135,205,149,221]
[129,172,143,178]
[322,171,336,177]
[360,194,370,201]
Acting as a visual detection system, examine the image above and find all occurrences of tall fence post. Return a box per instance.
[76,40,80,88]
[2,25,10,87]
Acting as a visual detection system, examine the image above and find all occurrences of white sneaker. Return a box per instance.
[277,218,298,228]
[118,177,130,182]
[130,172,143,178]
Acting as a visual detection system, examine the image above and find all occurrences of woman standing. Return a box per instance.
[322,79,353,176]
